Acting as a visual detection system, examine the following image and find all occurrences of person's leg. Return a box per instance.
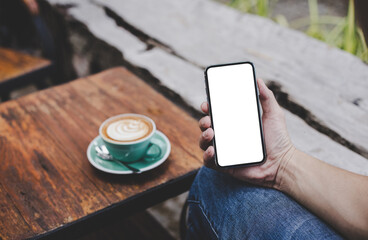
[186,167,342,240]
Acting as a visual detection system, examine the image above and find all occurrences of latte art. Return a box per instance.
[107,119,149,141]
[101,115,154,143]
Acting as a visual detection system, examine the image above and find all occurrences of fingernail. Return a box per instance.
[203,131,208,138]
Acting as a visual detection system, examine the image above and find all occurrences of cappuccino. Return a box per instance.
[101,115,154,143]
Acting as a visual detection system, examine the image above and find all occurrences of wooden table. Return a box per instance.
[0,67,202,239]
[0,48,51,83]
[0,48,52,100]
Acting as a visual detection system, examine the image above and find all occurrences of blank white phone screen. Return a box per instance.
[206,63,264,167]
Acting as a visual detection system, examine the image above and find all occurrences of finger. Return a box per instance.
[201,102,209,114]
[203,147,234,173]
[203,146,216,169]
[257,78,280,114]
[199,128,214,150]
[199,116,211,131]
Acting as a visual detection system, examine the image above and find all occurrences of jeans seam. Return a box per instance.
[197,203,220,239]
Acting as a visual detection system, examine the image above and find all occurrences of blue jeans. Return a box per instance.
[186,167,342,240]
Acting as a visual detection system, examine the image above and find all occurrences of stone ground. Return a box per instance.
[1,1,350,239]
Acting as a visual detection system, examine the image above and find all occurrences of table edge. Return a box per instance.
[0,63,53,88]
[32,169,199,240]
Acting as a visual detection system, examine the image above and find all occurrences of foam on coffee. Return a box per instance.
[102,116,153,142]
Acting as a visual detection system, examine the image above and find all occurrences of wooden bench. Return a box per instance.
[49,0,368,173]
[0,47,52,101]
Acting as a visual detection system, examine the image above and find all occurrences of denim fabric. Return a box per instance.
[186,167,342,240]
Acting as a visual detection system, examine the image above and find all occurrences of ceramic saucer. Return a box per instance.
[87,131,171,174]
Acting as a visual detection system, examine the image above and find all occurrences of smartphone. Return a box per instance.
[204,62,266,168]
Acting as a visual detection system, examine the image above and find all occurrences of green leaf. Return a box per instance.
[257,0,269,17]
[343,0,357,53]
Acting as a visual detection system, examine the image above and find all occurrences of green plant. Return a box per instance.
[227,0,368,63]
[257,0,269,17]
[229,0,270,17]
[306,0,324,40]
[344,0,356,53]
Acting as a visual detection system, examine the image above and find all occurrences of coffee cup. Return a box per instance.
[99,113,161,163]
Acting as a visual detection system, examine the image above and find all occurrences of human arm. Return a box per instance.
[199,78,368,239]
[276,148,368,239]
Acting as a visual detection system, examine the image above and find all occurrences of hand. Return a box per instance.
[23,0,39,15]
[199,78,295,188]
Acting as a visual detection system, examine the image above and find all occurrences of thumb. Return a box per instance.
[257,78,280,115]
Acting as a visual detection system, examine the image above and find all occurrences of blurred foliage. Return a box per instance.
[228,0,368,63]
[229,0,270,17]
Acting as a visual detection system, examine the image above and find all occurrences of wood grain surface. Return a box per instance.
[0,67,202,239]
[0,48,51,83]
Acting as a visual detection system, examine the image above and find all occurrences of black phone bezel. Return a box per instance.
[204,61,267,168]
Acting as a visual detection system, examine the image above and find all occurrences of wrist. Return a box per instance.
[274,145,297,192]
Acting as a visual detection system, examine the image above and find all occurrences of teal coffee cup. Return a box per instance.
[99,114,160,163]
